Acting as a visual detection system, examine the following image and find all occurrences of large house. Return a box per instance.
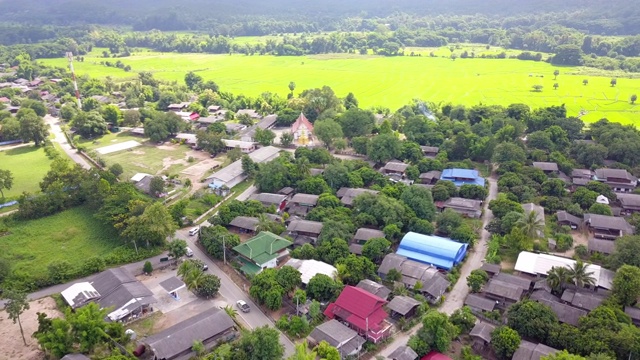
[143,307,237,360]
[207,146,280,189]
[440,168,485,187]
[323,286,392,343]
[396,232,468,270]
[436,197,482,218]
[594,168,638,193]
[61,268,156,322]
[378,253,450,303]
[291,113,314,146]
[584,213,634,239]
[232,231,292,275]
[616,193,640,215]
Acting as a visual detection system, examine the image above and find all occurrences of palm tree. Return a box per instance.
[295,157,310,179]
[222,305,239,325]
[256,213,273,233]
[546,266,572,293]
[516,210,545,239]
[568,260,597,288]
[184,269,204,291]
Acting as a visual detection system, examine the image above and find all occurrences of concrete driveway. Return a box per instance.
[174,228,296,356]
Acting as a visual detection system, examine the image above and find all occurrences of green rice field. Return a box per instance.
[39,47,640,125]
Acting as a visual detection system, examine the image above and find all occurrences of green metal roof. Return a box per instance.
[239,259,262,275]
[232,231,292,265]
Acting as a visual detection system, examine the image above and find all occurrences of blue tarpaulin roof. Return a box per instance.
[397,232,468,270]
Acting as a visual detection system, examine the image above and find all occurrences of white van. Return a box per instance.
[189,227,200,236]
[185,247,194,257]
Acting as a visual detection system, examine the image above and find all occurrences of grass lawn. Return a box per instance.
[39,47,640,125]
[0,146,53,199]
[0,206,121,278]
[78,132,194,180]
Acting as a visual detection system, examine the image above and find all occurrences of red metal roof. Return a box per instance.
[291,112,313,133]
[323,286,388,332]
[421,351,453,360]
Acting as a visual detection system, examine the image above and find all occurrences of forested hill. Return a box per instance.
[1,0,639,35]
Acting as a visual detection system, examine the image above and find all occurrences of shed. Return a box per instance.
[396,232,468,270]
[387,295,421,318]
[159,277,185,299]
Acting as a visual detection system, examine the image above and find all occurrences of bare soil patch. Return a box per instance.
[0,297,62,360]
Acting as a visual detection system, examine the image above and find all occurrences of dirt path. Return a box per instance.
[0,297,62,360]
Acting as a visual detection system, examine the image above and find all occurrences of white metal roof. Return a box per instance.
[514,251,612,289]
[131,173,151,182]
[285,259,337,284]
[61,282,100,308]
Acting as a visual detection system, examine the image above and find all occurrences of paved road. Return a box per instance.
[235,185,258,201]
[377,175,498,357]
[174,228,296,357]
[45,115,92,169]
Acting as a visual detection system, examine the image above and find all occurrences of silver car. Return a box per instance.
[236,300,250,313]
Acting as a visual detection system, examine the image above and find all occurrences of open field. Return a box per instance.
[0,206,121,278]
[0,146,53,199]
[78,132,204,180]
[40,48,640,124]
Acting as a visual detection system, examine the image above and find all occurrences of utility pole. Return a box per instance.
[66,52,82,109]
[222,235,227,265]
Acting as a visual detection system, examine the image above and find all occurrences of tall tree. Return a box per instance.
[408,310,459,356]
[313,119,343,149]
[4,290,29,345]
[233,326,284,360]
[507,299,558,343]
[546,266,572,294]
[367,133,402,163]
[491,326,521,360]
[18,111,48,146]
[0,169,13,198]
[338,108,374,138]
[516,210,545,239]
[612,265,640,306]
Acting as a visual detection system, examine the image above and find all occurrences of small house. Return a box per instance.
[222,139,256,153]
[388,346,419,360]
[469,321,495,351]
[571,169,594,187]
[560,289,606,311]
[284,258,337,285]
[421,146,439,158]
[287,193,320,217]
[419,171,441,185]
[236,109,261,120]
[350,228,386,255]
[308,319,365,358]
[382,160,409,177]
[480,263,501,277]
[378,253,450,303]
[616,193,640,215]
[594,168,638,193]
[167,102,191,111]
[437,197,482,218]
[248,193,288,211]
[356,279,391,300]
[464,294,496,314]
[512,341,559,360]
[287,220,323,245]
[538,299,587,326]
[584,213,634,239]
[556,211,581,229]
[625,306,640,327]
[228,216,260,234]
[532,162,559,174]
[386,295,421,319]
[338,188,379,207]
[482,279,525,307]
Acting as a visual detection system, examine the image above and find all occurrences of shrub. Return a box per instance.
[575,244,589,258]
[80,256,106,276]
[143,261,153,274]
[554,233,573,252]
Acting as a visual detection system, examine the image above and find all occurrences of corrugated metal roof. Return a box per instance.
[515,251,612,289]
[397,232,468,270]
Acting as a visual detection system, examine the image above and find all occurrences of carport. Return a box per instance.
[160,277,186,301]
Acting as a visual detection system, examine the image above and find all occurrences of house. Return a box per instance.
[421,146,439,158]
[616,193,640,215]
[143,307,237,360]
[388,345,419,360]
[571,169,594,187]
[483,279,526,307]
[287,220,323,245]
[338,188,379,207]
[540,299,587,326]
[382,160,409,176]
[91,95,111,104]
[167,102,191,111]
[350,228,386,255]
[522,203,546,237]
[285,258,337,285]
[232,231,292,275]
[594,168,638,193]
[208,105,221,112]
[556,211,581,229]
[131,173,152,183]
[480,263,501,277]
[60,268,156,322]
[175,133,197,146]
[323,286,392,343]
[588,237,615,255]
[207,146,280,189]
[584,213,633,239]
[291,113,314,146]
[396,232,468,270]
[248,193,288,211]
[515,251,614,290]
[225,122,247,133]
[469,321,495,350]
[464,294,496,314]
[440,168,485,187]
[356,279,391,300]
[236,109,261,120]
[437,197,483,218]
[493,272,532,291]
[421,352,452,360]
[228,216,260,234]
[222,139,256,153]
[625,306,640,326]
[512,341,559,360]
[560,289,606,311]
[378,253,450,303]
[387,295,421,319]
[288,193,320,216]
[135,175,155,195]
[532,162,559,174]
[419,171,442,185]
[308,319,366,358]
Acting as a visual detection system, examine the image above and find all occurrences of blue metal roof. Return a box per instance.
[440,168,485,187]
[397,232,468,270]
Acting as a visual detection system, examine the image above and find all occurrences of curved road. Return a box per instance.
[378,175,498,357]
[45,115,91,169]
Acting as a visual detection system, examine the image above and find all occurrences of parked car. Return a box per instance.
[202,264,208,271]
[189,227,200,236]
[236,300,250,313]
[185,247,194,257]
